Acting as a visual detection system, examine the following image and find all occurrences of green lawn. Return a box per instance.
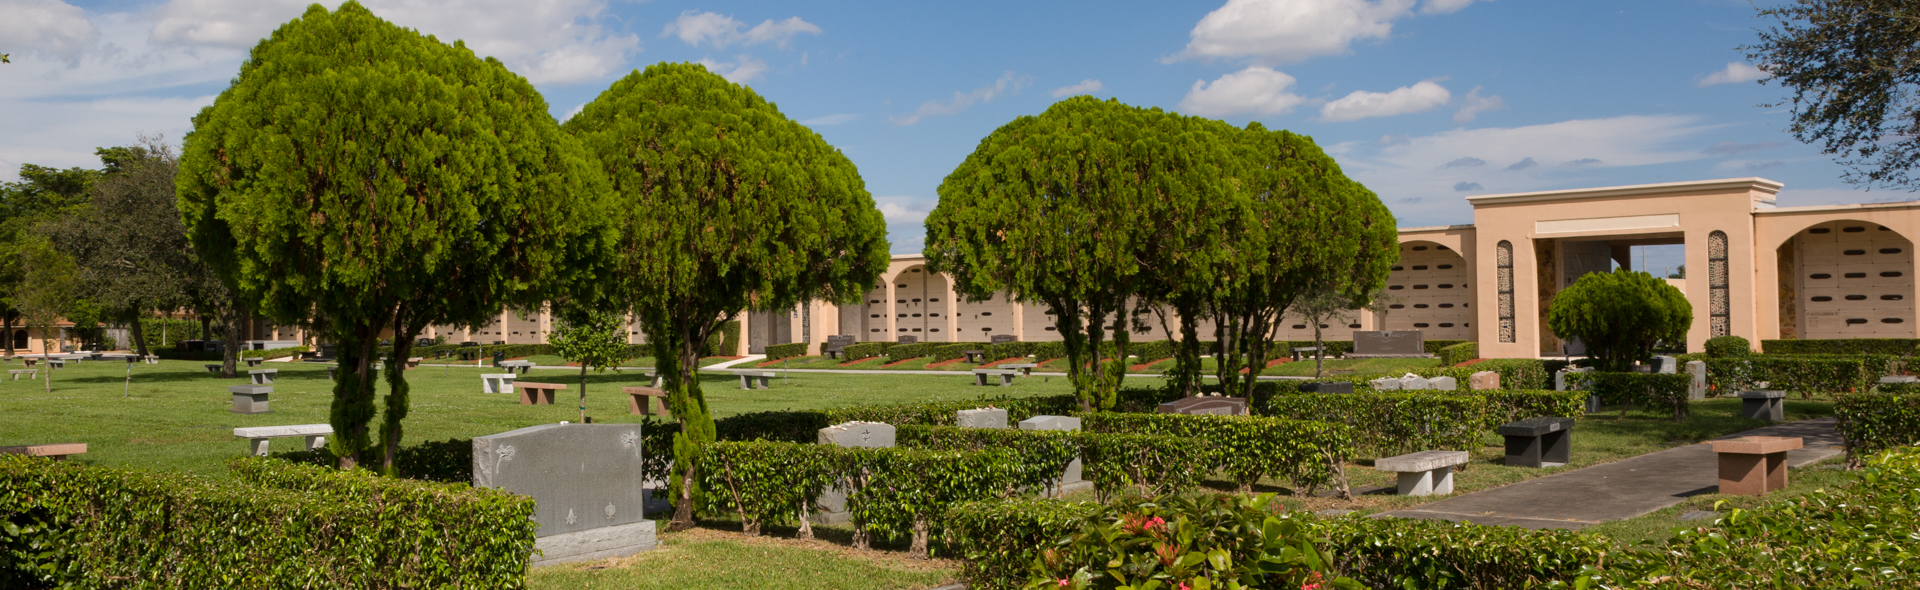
[530,529,955,590]
[473,355,738,369]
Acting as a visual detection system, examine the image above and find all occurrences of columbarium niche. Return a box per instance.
[1781,221,1916,339]
[1366,241,1472,340]
[891,266,953,342]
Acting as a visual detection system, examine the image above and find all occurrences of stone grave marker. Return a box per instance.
[1686,361,1708,400]
[1653,355,1677,374]
[814,422,896,525]
[1349,330,1430,358]
[956,408,1008,429]
[1469,371,1500,390]
[1156,396,1248,416]
[1427,376,1458,391]
[472,423,653,565]
[1369,377,1401,391]
[1019,416,1090,495]
[990,334,1019,345]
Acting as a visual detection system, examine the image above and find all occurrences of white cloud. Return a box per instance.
[0,0,99,63]
[1452,86,1504,123]
[890,72,1031,126]
[1178,66,1306,117]
[1050,79,1105,97]
[1696,62,1767,87]
[877,200,930,224]
[801,114,861,126]
[1703,140,1784,155]
[697,55,769,83]
[1319,79,1449,122]
[663,11,821,49]
[150,0,640,84]
[1175,0,1475,64]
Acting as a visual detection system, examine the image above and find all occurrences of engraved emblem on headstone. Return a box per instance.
[473,444,518,487]
[566,508,578,525]
[860,428,872,443]
[605,503,617,520]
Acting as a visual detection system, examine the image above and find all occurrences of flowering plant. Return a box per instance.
[1023,493,1360,590]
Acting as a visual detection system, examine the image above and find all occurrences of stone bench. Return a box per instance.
[406,357,423,368]
[249,369,277,385]
[20,357,35,366]
[1375,450,1470,496]
[229,385,273,414]
[47,359,64,370]
[735,371,774,390]
[9,369,35,380]
[999,363,1037,376]
[497,360,534,375]
[625,386,669,416]
[1738,390,1785,422]
[233,424,331,457]
[972,369,1015,386]
[1711,436,1802,496]
[962,349,986,363]
[481,373,517,394]
[244,358,264,367]
[0,443,87,460]
[1498,417,1573,468]
[515,381,565,405]
[205,363,221,374]
[143,355,159,364]
[1290,346,1323,361]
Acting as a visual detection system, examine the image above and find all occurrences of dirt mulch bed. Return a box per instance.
[979,358,1028,368]
[1453,358,1487,368]
[925,358,967,369]
[1130,357,1172,371]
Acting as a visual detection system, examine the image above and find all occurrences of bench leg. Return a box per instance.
[250,438,271,457]
[739,376,751,390]
[974,374,988,386]
[305,435,327,451]
[757,377,770,389]
[1396,467,1455,496]
[998,375,1013,386]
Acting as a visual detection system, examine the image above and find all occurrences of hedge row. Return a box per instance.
[1321,357,1553,392]
[1083,412,1353,496]
[1567,371,1691,421]
[1263,390,1585,457]
[1436,341,1477,366]
[1761,337,1920,356]
[1835,390,1920,467]
[1702,354,1898,398]
[763,342,808,361]
[840,341,892,361]
[0,456,535,589]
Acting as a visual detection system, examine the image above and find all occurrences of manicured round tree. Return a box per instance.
[177,2,613,471]
[564,63,890,531]
[1547,270,1693,372]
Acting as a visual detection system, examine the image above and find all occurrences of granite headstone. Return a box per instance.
[472,423,653,565]
[957,408,1009,429]
[1468,371,1500,390]
[1686,361,1708,400]
[1350,330,1429,358]
[1018,416,1089,495]
[814,422,896,525]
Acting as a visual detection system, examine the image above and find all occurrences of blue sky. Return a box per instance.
[2,0,1903,259]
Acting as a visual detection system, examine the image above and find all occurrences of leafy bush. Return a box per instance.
[1480,390,1587,424]
[841,447,1022,555]
[1023,494,1357,590]
[273,437,475,483]
[1437,341,1477,366]
[1073,432,1206,501]
[149,346,222,361]
[0,455,535,589]
[1328,358,1551,392]
[241,345,309,359]
[1126,339,1175,363]
[1566,371,1691,420]
[1423,339,1471,354]
[1835,391,1920,467]
[763,342,808,361]
[886,341,941,361]
[1083,413,1354,495]
[945,498,1104,589]
[1316,514,1610,589]
[1703,354,1896,398]
[697,441,836,536]
[840,341,892,361]
[1265,392,1489,457]
[1546,270,1692,371]
[898,425,1079,496]
[929,342,987,361]
[1761,337,1920,356]
[1704,335,1752,357]
[708,320,742,356]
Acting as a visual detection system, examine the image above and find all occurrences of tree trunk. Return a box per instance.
[41,328,52,393]
[909,515,930,558]
[795,499,814,540]
[4,312,15,356]
[128,316,149,356]
[383,307,421,475]
[578,363,589,423]
[220,307,244,379]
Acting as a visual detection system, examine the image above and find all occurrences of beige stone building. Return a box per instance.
[416,177,1920,358]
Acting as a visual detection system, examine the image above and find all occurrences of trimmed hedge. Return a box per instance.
[1703,354,1897,398]
[0,456,536,588]
[1020,493,1353,590]
[1083,412,1354,495]
[945,498,1103,589]
[696,441,836,536]
[897,425,1078,496]
[885,341,941,361]
[273,437,475,483]
[1835,391,1920,467]
[763,342,808,361]
[1436,341,1477,366]
[1332,358,1552,392]
[1567,371,1691,420]
[1704,335,1752,357]
[1073,431,1206,501]
[1266,391,1490,457]
[1761,337,1920,356]
[1481,390,1588,425]
[1422,339,1471,354]
[840,341,892,361]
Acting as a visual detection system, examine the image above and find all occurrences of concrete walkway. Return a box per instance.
[1373,417,1845,530]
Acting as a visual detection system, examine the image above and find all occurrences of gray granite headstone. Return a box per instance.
[1427,376,1458,391]
[1686,361,1707,400]
[1018,416,1088,495]
[1653,355,1677,374]
[990,334,1019,344]
[1156,396,1248,416]
[957,408,1008,429]
[815,422,896,524]
[1351,330,1425,357]
[1398,374,1433,390]
[1369,377,1402,391]
[472,423,654,565]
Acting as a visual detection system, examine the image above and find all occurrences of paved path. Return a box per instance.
[1373,417,1845,530]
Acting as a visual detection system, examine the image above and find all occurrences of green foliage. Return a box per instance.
[1747,0,1920,189]
[929,342,989,362]
[13,236,75,391]
[1315,514,1611,589]
[566,62,888,528]
[1835,390,1920,467]
[1024,494,1359,590]
[1265,392,1490,457]
[548,307,631,420]
[1073,432,1207,501]
[1479,390,1588,425]
[272,437,475,484]
[178,2,611,470]
[241,345,308,359]
[898,425,1080,496]
[1704,335,1753,357]
[763,342,808,360]
[1437,341,1478,366]
[1703,354,1895,398]
[1546,270,1692,372]
[697,441,837,536]
[945,498,1104,590]
[0,454,536,588]
[1567,372,1692,420]
[885,341,941,361]
[1083,412,1353,494]
[840,341,892,361]
[843,447,1028,554]
[707,320,742,357]
[1761,337,1920,356]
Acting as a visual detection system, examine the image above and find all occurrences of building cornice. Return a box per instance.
[1753,199,1920,215]
[1397,224,1475,233]
[1465,178,1784,206]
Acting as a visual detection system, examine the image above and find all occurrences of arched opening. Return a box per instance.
[1778,220,1915,339]
[1354,240,1471,341]
[12,330,25,350]
[892,266,953,342]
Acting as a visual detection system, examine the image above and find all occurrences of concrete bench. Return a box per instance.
[22,358,37,367]
[962,349,986,363]
[9,369,35,380]
[0,443,87,460]
[1290,347,1323,361]
[204,363,221,373]
[972,369,1015,386]
[481,373,516,394]
[644,372,664,388]
[249,369,278,385]
[1375,450,1470,496]
[233,424,331,457]
[143,355,160,364]
[515,381,565,405]
[406,357,423,368]
[625,386,669,416]
[999,363,1037,376]
[735,371,775,390]
[1711,436,1802,496]
[1738,390,1785,421]
[229,384,273,414]
[497,360,534,375]
[1499,417,1573,468]
[47,359,64,370]
[244,358,264,367]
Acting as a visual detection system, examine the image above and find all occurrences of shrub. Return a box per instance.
[929,342,987,362]
[1437,341,1478,366]
[886,341,941,361]
[274,437,476,484]
[1704,335,1752,357]
[1474,358,1552,390]
[945,498,1103,590]
[897,425,1079,496]
[1083,412,1354,495]
[697,441,836,537]
[1265,392,1491,457]
[1567,371,1691,420]
[1761,337,1920,356]
[1073,432,1206,501]
[1834,391,1920,467]
[1316,514,1611,589]
[0,455,536,589]
[763,342,808,361]
[1126,339,1175,363]
[1704,354,1895,398]
[1423,339,1471,354]
[1022,494,1355,590]
[239,345,309,359]
[840,447,1021,555]
[839,341,892,361]
[1545,270,1692,372]
[1480,390,1587,424]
